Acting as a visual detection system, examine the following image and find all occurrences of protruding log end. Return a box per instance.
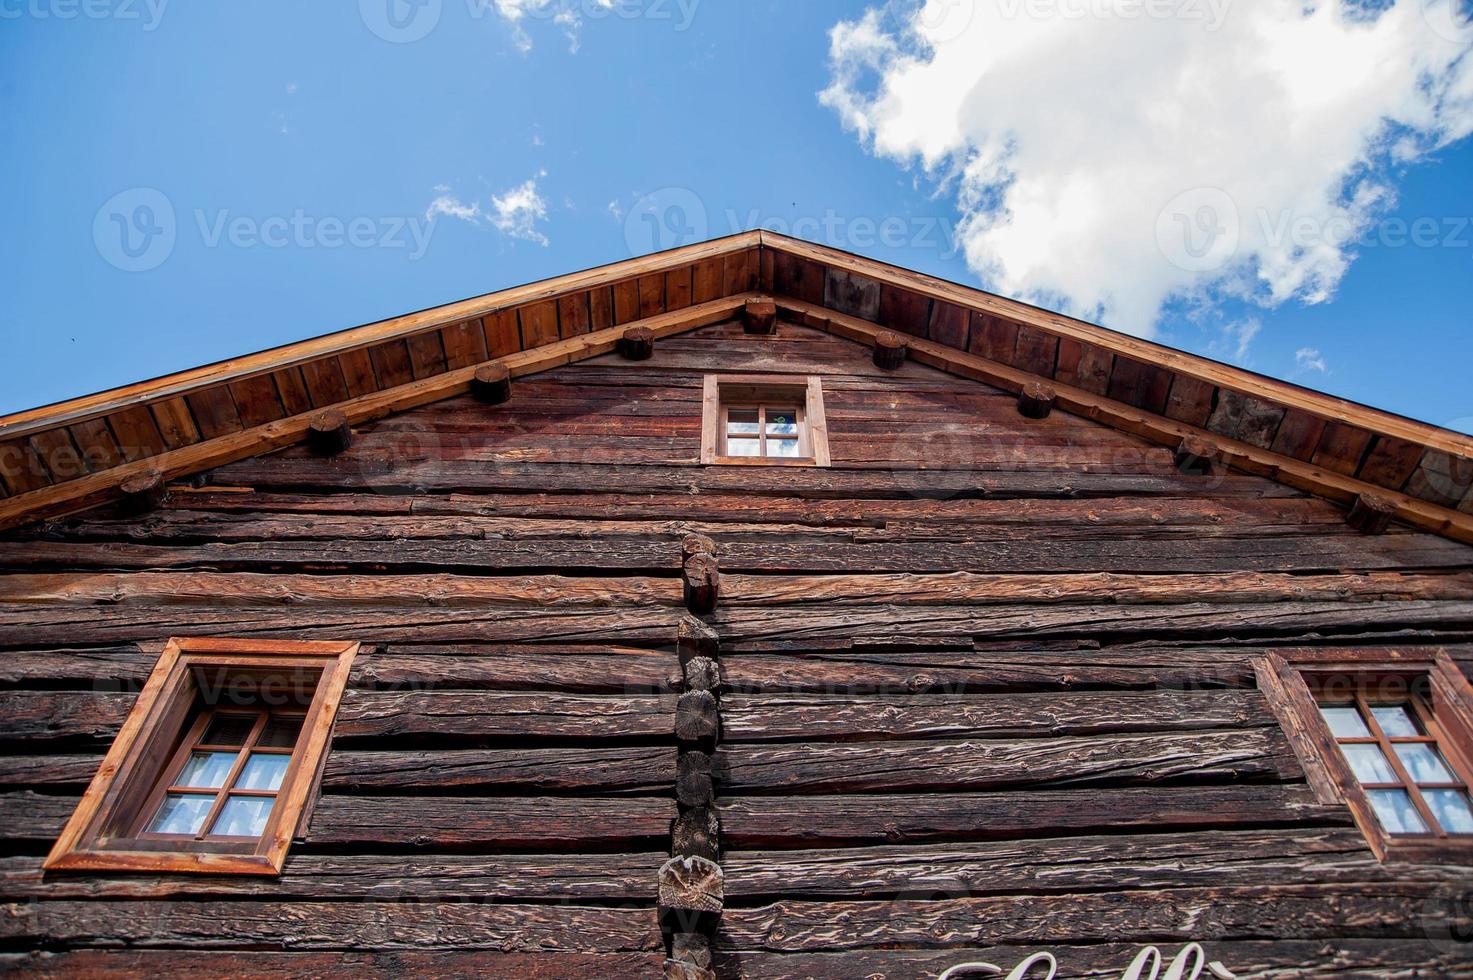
[743,300,777,335]
[1017,381,1057,420]
[1174,435,1220,476]
[683,554,720,615]
[1347,493,1398,535]
[118,472,167,515]
[675,690,720,746]
[669,933,714,973]
[681,533,717,561]
[676,751,715,809]
[470,363,512,405]
[873,331,908,371]
[672,806,720,862]
[658,855,725,935]
[306,410,353,456]
[678,616,721,665]
[684,656,722,694]
[618,326,655,361]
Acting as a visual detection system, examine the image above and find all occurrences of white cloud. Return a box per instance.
[426,194,482,224]
[607,198,625,221]
[491,171,551,245]
[1207,317,1262,365]
[1295,347,1330,374]
[489,0,602,53]
[822,0,1473,338]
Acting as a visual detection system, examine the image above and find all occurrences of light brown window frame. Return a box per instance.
[700,375,831,467]
[45,637,359,876]
[1258,648,1473,862]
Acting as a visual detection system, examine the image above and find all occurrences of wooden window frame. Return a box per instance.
[1258,648,1473,862]
[45,637,359,876]
[700,375,831,467]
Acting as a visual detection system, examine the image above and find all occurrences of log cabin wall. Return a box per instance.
[1,318,1472,977]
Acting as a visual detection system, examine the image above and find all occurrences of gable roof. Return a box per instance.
[1,230,1471,542]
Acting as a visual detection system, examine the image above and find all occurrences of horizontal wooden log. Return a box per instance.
[334,691,674,742]
[720,690,1275,742]
[0,753,100,787]
[0,851,665,901]
[711,940,1473,979]
[675,690,720,746]
[0,901,662,953]
[209,457,1306,500]
[716,884,1468,952]
[672,806,721,862]
[720,828,1467,900]
[357,646,680,694]
[715,729,1301,795]
[0,791,676,852]
[305,795,675,851]
[716,784,1350,849]
[1,951,669,979]
[0,599,1467,655]
[0,691,131,744]
[322,746,678,794]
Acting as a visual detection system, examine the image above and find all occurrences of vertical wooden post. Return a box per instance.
[743,300,777,335]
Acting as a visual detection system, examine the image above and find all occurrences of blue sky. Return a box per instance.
[2,0,1471,432]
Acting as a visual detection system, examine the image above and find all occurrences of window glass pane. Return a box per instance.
[766,410,800,436]
[148,794,215,836]
[236,753,290,792]
[1370,705,1422,738]
[1319,705,1370,739]
[1341,744,1398,784]
[768,438,803,459]
[210,796,275,838]
[1367,789,1430,835]
[1425,789,1473,834]
[201,712,257,747]
[726,437,760,457]
[258,714,304,750]
[726,410,760,436]
[176,751,237,789]
[1394,744,1456,784]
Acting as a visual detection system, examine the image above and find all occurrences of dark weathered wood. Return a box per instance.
[470,363,512,404]
[717,784,1349,849]
[1017,381,1056,420]
[716,728,1301,794]
[2,951,669,978]
[669,933,713,972]
[673,806,721,861]
[0,901,664,952]
[618,327,655,361]
[305,795,675,851]
[117,472,166,515]
[719,690,1274,742]
[683,554,720,614]
[683,657,722,694]
[681,533,717,560]
[1174,435,1220,475]
[663,958,715,980]
[334,691,675,741]
[675,690,721,746]
[323,746,677,793]
[1346,492,1398,535]
[743,300,777,335]
[677,751,715,808]
[306,410,353,456]
[717,884,1467,952]
[872,331,907,371]
[0,852,665,901]
[711,941,1473,979]
[678,616,720,665]
[658,856,724,935]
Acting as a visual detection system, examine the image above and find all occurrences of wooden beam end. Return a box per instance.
[470,363,513,405]
[1347,493,1399,535]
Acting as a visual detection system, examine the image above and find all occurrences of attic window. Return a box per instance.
[701,375,831,467]
[1259,650,1473,862]
[45,637,358,876]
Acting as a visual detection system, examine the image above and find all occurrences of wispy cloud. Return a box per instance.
[1295,347,1330,375]
[490,171,551,245]
[425,194,483,224]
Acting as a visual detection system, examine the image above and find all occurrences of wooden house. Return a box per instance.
[0,231,1471,977]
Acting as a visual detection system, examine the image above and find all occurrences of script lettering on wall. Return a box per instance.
[938,944,1237,980]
